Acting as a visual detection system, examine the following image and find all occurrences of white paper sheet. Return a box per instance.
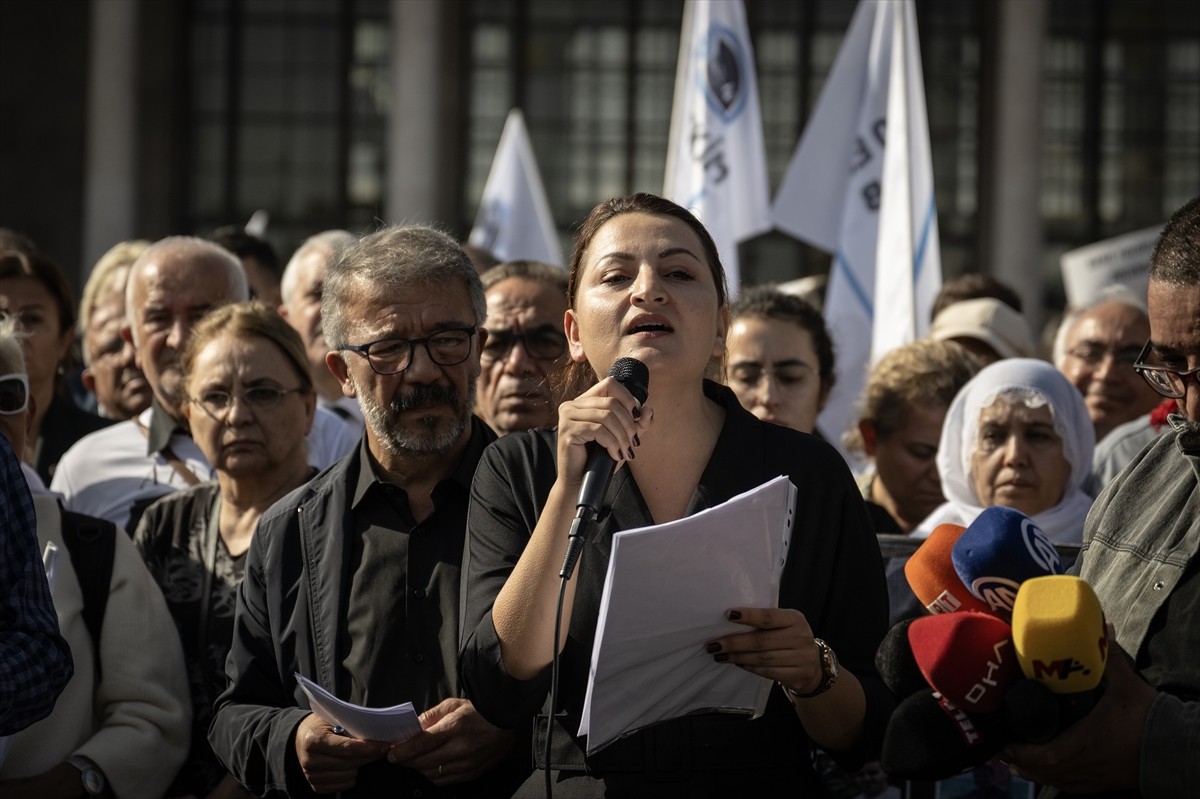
[296,673,423,744]
[578,475,797,754]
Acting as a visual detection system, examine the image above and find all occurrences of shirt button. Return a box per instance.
[1154,581,1165,590]
[413,653,425,663]
[412,587,426,599]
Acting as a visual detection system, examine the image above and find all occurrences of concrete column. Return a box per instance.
[386,0,447,225]
[82,0,139,281]
[985,0,1046,331]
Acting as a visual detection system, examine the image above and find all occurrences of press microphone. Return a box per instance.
[875,618,927,699]
[952,507,1063,617]
[560,357,650,580]
[905,523,991,615]
[907,611,1019,714]
[881,688,1005,781]
[1005,575,1108,742]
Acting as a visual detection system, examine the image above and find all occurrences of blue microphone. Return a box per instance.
[951,507,1063,617]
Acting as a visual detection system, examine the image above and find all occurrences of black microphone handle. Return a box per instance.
[560,445,613,579]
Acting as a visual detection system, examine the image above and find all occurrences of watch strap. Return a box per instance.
[782,638,840,700]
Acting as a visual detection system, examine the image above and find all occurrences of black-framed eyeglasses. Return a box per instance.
[1133,339,1200,399]
[0,373,29,415]
[338,326,477,375]
[479,327,568,364]
[190,386,303,420]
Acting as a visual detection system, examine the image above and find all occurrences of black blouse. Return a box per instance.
[460,381,893,796]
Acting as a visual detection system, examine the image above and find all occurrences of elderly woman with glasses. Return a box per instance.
[134,301,317,799]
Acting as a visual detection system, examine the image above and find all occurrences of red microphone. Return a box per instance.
[908,611,1019,714]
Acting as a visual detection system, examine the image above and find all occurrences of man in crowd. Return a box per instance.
[279,229,363,428]
[77,240,153,421]
[1006,195,1200,798]
[210,225,523,797]
[1054,287,1159,443]
[476,260,568,435]
[51,236,355,531]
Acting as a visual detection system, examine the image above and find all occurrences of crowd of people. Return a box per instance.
[1,192,1198,799]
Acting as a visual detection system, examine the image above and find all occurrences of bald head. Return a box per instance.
[125,236,249,418]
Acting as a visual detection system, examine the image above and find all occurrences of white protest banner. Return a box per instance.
[469,108,562,266]
[772,0,940,456]
[1061,225,1161,308]
[664,0,772,297]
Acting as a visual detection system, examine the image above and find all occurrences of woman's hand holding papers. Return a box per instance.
[707,607,868,752]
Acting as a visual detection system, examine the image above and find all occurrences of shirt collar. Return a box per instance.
[350,415,496,509]
[146,397,189,456]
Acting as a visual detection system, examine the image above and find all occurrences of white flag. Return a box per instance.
[772,0,941,457]
[469,108,561,266]
[664,0,772,297]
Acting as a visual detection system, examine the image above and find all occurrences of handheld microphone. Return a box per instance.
[904,523,991,615]
[881,688,1005,781]
[560,357,649,580]
[1006,575,1108,742]
[952,507,1063,617]
[907,611,1018,714]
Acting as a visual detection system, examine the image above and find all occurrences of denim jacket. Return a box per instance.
[1077,415,1200,798]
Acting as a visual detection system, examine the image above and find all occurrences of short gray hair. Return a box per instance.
[322,225,485,347]
[1052,285,1149,366]
[126,236,249,338]
[280,230,357,306]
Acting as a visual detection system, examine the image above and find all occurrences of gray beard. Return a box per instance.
[355,378,475,457]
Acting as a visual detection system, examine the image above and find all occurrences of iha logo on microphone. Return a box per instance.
[964,640,1012,707]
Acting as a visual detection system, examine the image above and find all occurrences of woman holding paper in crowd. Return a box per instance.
[459,193,892,796]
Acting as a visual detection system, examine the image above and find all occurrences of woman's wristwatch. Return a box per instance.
[782,638,840,701]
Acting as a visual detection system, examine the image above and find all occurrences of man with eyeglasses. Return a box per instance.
[50,236,356,532]
[1053,286,1159,443]
[210,225,525,798]
[1005,196,1200,799]
[476,260,569,435]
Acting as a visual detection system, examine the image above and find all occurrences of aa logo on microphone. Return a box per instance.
[699,25,749,121]
[1020,517,1061,574]
[970,576,1021,613]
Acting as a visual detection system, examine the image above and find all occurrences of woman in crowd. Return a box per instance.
[0,248,111,484]
[917,357,1095,544]
[460,193,891,796]
[846,340,980,533]
[135,302,317,798]
[723,285,834,434]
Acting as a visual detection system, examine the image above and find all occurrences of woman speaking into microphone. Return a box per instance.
[459,193,891,796]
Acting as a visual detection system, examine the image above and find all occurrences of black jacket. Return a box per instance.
[208,419,514,798]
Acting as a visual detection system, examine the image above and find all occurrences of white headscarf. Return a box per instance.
[916,358,1096,544]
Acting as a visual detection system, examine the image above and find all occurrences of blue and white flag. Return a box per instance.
[772,0,941,455]
[664,0,771,297]
[469,108,562,266]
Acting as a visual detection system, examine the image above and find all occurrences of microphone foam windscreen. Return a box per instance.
[609,357,649,404]
[908,612,1018,714]
[881,689,1004,781]
[905,524,991,615]
[875,618,927,698]
[1012,575,1107,694]
[952,507,1063,615]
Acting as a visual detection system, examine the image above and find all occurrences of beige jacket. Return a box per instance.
[0,495,190,798]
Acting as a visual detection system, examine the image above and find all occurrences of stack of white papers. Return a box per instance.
[579,476,797,754]
[296,674,423,744]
